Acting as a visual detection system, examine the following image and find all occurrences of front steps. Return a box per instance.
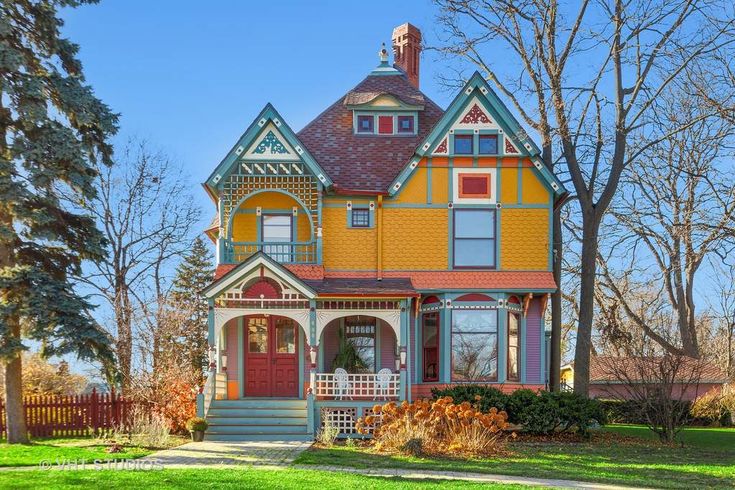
[205,398,312,442]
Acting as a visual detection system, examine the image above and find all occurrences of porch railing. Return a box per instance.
[222,239,317,264]
[313,373,400,400]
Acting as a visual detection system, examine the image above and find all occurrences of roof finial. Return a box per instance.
[379,42,389,66]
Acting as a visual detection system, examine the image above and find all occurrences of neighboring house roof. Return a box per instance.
[297,72,444,193]
[588,356,729,384]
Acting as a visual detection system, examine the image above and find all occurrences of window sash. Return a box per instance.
[454,135,473,154]
[351,208,370,227]
[479,134,499,155]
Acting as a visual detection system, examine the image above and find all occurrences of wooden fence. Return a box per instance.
[0,389,133,438]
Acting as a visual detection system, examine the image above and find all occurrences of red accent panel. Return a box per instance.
[460,104,492,124]
[508,295,521,304]
[422,295,441,305]
[378,116,394,134]
[458,173,491,198]
[242,279,281,299]
[455,293,495,302]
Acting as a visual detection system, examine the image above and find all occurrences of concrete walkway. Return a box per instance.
[137,440,311,468]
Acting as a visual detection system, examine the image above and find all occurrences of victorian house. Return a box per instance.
[197,23,567,440]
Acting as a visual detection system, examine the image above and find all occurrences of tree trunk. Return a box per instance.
[573,214,600,397]
[3,321,28,444]
[115,286,132,392]
[550,209,563,391]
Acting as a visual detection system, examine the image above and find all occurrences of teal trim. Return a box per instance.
[440,295,451,384]
[502,203,550,209]
[388,72,567,197]
[196,394,204,417]
[207,299,215,344]
[497,298,507,383]
[447,164,454,269]
[217,200,226,263]
[353,110,419,135]
[382,203,446,209]
[309,299,317,345]
[426,158,432,205]
[517,158,523,204]
[238,317,244,398]
[204,103,333,195]
[548,192,555,271]
[317,184,323,264]
[306,393,315,434]
[414,311,421,384]
[375,319,382,370]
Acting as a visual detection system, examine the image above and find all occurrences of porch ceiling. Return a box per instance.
[303,277,417,297]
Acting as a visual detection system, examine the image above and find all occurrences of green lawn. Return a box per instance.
[0,468,537,489]
[0,436,187,468]
[605,424,735,449]
[295,426,735,489]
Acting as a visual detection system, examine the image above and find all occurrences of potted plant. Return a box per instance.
[186,417,208,442]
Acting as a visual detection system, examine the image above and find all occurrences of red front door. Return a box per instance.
[245,316,299,397]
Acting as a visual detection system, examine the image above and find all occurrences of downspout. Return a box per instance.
[377,194,383,280]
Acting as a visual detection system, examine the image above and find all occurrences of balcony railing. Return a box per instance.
[222,239,317,264]
[313,372,400,400]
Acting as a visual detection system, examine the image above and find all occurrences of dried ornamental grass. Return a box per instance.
[356,396,512,457]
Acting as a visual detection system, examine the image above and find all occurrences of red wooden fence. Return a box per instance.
[0,389,133,438]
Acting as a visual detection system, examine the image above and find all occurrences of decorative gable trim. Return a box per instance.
[389,72,566,198]
[202,251,317,300]
[204,103,333,196]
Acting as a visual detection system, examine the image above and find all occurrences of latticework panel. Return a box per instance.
[320,407,357,434]
[361,407,382,435]
[221,173,319,237]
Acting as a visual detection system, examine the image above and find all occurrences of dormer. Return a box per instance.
[344,44,423,136]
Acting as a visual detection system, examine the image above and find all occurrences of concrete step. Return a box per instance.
[210,399,306,409]
[204,433,313,442]
[207,416,307,426]
[207,407,307,418]
[207,425,308,435]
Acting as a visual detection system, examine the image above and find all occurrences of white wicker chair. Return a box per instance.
[334,368,351,400]
[374,368,393,400]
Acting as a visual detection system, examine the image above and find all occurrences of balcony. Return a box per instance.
[222,239,317,264]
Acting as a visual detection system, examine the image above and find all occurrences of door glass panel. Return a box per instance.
[275,318,296,354]
[248,317,268,353]
[423,314,438,348]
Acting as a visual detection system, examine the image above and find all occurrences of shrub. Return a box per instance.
[111,407,170,448]
[356,397,511,457]
[431,385,508,414]
[691,384,735,426]
[317,421,339,447]
[185,417,208,432]
[431,386,604,435]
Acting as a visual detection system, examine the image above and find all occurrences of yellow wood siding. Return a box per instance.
[430,167,449,203]
[322,207,377,270]
[521,168,550,204]
[500,167,518,203]
[393,167,427,204]
[382,208,448,270]
[500,208,549,270]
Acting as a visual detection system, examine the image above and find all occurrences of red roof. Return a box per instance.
[297,73,444,193]
[322,270,557,291]
[589,356,729,384]
[213,263,324,281]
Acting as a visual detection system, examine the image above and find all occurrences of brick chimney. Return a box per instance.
[392,23,421,88]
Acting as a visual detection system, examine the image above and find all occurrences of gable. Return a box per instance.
[204,103,332,197]
[389,72,566,198]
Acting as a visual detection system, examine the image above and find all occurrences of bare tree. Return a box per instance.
[81,140,201,389]
[433,0,735,394]
[709,261,735,377]
[597,91,735,357]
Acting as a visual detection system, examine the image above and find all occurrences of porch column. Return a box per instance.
[399,301,408,401]
[307,300,317,434]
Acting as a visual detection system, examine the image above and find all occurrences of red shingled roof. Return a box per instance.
[213,263,324,281]
[297,73,444,193]
[322,270,557,291]
[590,356,729,384]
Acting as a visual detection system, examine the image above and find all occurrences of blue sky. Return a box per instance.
[61,0,453,217]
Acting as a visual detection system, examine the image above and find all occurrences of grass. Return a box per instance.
[0,436,187,468]
[0,468,538,489]
[605,423,735,449]
[295,426,735,489]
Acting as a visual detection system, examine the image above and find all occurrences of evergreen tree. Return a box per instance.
[169,237,214,381]
[0,0,118,443]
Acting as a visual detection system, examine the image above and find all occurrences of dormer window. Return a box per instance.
[353,112,417,136]
[357,115,374,133]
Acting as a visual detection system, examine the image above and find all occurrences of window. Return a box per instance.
[247,317,268,354]
[357,115,374,133]
[458,173,491,199]
[262,214,292,262]
[275,318,296,354]
[507,312,520,382]
[479,134,498,154]
[453,209,496,268]
[454,134,473,154]
[343,319,376,373]
[378,116,393,134]
[397,115,414,134]
[451,310,498,381]
[351,208,370,228]
[422,313,439,382]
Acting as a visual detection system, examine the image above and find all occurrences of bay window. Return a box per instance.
[451,310,498,381]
